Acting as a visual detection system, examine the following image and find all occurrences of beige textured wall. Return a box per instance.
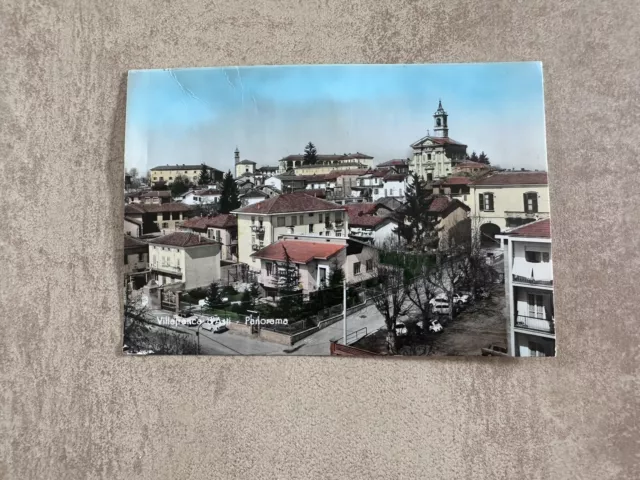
[2,1,639,479]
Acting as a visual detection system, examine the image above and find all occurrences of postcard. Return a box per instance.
[123,62,553,357]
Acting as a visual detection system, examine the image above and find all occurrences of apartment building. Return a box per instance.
[180,189,221,205]
[278,152,374,173]
[148,232,221,290]
[468,171,550,245]
[124,203,194,235]
[497,219,555,357]
[124,235,149,289]
[178,214,238,262]
[345,203,399,244]
[372,172,408,202]
[232,192,348,271]
[150,164,223,185]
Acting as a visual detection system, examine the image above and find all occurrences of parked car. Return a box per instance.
[428,320,443,333]
[173,310,199,327]
[429,298,451,315]
[201,317,228,333]
[452,293,470,305]
[395,322,408,337]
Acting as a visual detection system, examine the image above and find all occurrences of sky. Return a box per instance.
[124,62,547,175]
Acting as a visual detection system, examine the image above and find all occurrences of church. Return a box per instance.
[409,101,468,181]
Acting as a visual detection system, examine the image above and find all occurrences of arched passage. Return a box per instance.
[479,222,501,247]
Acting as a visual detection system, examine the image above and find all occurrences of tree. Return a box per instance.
[370,262,411,354]
[406,263,438,324]
[170,175,190,197]
[219,171,241,214]
[198,164,211,186]
[248,281,261,306]
[395,173,434,249]
[205,281,222,310]
[468,151,479,163]
[123,289,152,352]
[477,151,490,165]
[128,167,139,179]
[276,247,303,319]
[303,142,318,165]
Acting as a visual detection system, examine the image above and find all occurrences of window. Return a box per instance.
[318,266,328,286]
[277,217,285,227]
[524,192,538,213]
[251,216,255,224]
[353,262,361,275]
[291,216,297,226]
[216,230,221,242]
[335,211,343,222]
[124,255,128,265]
[299,215,303,225]
[527,341,547,357]
[162,212,170,220]
[169,177,173,180]
[138,253,144,262]
[172,212,180,220]
[266,262,273,277]
[366,259,373,271]
[318,213,323,223]
[527,294,545,318]
[162,222,169,228]
[479,192,494,211]
[309,224,313,233]
[525,250,550,263]
[335,230,342,237]
[374,189,379,195]
[427,153,432,160]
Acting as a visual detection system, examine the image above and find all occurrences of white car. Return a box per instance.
[173,311,199,327]
[452,293,470,305]
[201,317,228,333]
[395,322,408,336]
[428,320,443,333]
[429,296,452,315]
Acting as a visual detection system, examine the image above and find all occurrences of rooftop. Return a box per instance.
[377,159,408,168]
[124,235,148,249]
[412,135,467,148]
[442,176,472,185]
[237,159,257,165]
[383,173,407,182]
[233,192,345,215]
[504,218,551,239]
[456,161,491,169]
[294,162,368,170]
[280,152,374,162]
[140,190,171,198]
[471,171,548,186]
[148,232,219,248]
[179,214,237,230]
[252,240,345,264]
[150,164,222,172]
[427,195,470,214]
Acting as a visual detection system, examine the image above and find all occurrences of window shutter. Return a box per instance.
[523,193,528,212]
[487,194,494,211]
[479,193,485,211]
[532,193,538,213]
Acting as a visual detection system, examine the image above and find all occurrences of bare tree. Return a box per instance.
[123,289,152,352]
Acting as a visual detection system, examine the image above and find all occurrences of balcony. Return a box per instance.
[505,211,550,220]
[515,315,555,334]
[151,263,181,274]
[513,274,553,287]
[349,228,374,238]
[251,244,261,251]
[251,225,265,233]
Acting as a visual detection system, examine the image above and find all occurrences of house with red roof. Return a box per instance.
[179,213,238,262]
[425,195,471,250]
[469,171,550,246]
[124,202,195,235]
[453,160,492,176]
[180,188,222,206]
[147,232,221,290]
[251,235,378,296]
[496,218,555,358]
[376,159,410,175]
[409,101,468,181]
[344,203,400,244]
[432,176,472,204]
[232,192,349,271]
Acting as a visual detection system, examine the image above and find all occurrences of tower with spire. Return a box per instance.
[234,147,240,165]
[433,100,448,138]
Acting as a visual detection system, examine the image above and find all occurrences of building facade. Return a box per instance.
[150,164,223,185]
[148,232,221,290]
[409,101,468,181]
[232,192,349,271]
[278,152,374,173]
[468,171,550,245]
[178,214,238,262]
[497,219,555,357]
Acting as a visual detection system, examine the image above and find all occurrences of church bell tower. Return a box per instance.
[433,100,448,138]
[234,147,240,165]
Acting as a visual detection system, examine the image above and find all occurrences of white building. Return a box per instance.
[148,232,221,290]
[264,175,282,191]
[180,188,221,205]
[344,203,399,245]
[497,219,555,357]
[409,101,468,181]
[372,172,408,202]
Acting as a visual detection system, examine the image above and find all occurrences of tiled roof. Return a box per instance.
[349,215,387,228]
[344,203,378,218]
[471,172,548,186]
[151,164,222,172]
[180,214,237,230]
[377,159,408,168]
[233,192,345,215]
[252,240,345,264]
[149,232,219,247]
[303,189,327,198]
[280,152,373,162]
[140,190,171,198]
[375,197,404,211]
[413,135,467,147]
[124,235,148,249]
[505,218,551,239]
[360,169,390,178]
[125,204,146,215]
[428,196,452,213]
[383,173,407,182]
[257,165,279,171]
[295,162,368,170]
[442,176,472,185]
[237,159,257,165]
[124,216,143,226]
[241,189,270,198]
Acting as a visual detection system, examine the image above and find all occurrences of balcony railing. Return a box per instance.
[349,228,374,238]
[505,211,550,220]
[513,274,553,287]
[515,315,555,334]
[151,263,181,274]
[251,225,265,233]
